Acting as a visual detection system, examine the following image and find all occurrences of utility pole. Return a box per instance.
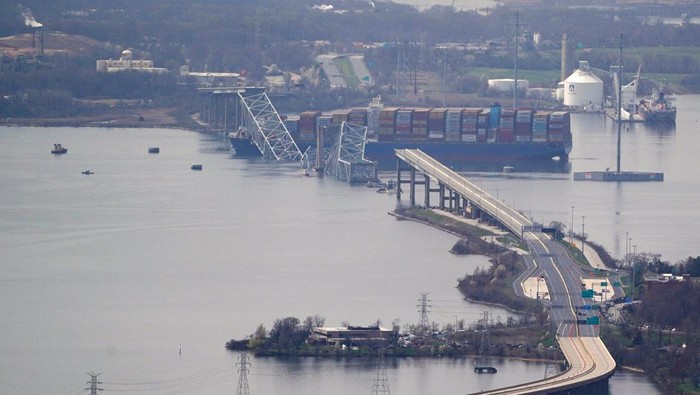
[570,206,575,244]
[417,292,431,330]
[85,372,102,395]
[581,215,585,255]
[616,34,623,175]
[442,44,447,108]
[371,349,391,394]
[512,11,520,109]
[632,244,638,300]
[236,352,251,395]
[544,320,559,379]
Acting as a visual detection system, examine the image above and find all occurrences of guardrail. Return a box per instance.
[396,149,532,236]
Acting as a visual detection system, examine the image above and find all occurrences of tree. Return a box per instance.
[270,316,306,350]
[303,314,325,332]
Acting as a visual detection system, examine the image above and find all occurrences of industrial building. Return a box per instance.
[96,50,167,73]
[308,325,394,347]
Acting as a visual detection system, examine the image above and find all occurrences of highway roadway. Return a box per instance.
[393,150,617,393]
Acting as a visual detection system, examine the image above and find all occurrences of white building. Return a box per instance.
[96,50,168,73]
[488,78,529,93]
[563,61,603,110]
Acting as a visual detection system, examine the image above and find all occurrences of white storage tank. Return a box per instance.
[563,61,603,109]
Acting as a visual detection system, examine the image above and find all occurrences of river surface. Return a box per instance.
[3,97,695,394]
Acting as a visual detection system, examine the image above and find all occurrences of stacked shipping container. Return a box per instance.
[498,109,516,143]
[548,111,570,143]
[299,111,321,143]
[378,108,398,142]
[396,109,413,142]
[429,109,447,141]
[478,110,490,143]
[515,109,534,143]
[348,108,368,126]
[460,109,480,143]
[445,109,462,143]
[411,109,430,141]
[277,106,570,149]
[532,111,549,143]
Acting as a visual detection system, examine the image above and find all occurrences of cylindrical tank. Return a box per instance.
[563,64,603,108]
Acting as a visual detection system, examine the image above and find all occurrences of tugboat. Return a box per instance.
[51,143,68,154]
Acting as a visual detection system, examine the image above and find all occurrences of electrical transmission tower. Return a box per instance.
[371,349,391,394]
[544,320,560,379]
[84,372,102,394]
[417,292,431,330]
[236,352,251,395]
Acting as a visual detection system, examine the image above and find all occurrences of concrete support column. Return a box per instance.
[424,175,430,208]
[410,168,416,206]
[396,159,402,200]
[438,183,445,210]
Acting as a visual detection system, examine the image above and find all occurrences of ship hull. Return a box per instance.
[363,141,569,162]
[229,136,570,162]
[638,108,676,124]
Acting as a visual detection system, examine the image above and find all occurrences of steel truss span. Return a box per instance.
[238,92,302,161]
[324,121,376,183]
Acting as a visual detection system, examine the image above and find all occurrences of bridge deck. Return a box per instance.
[395,149,532,236]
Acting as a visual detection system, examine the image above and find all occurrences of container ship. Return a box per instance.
[229,104,572,164]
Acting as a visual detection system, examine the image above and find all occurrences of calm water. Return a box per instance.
[4,95,696,394]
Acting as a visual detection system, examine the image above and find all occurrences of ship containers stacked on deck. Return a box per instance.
[429,109,447,142]
[498,109,516,143]
[348,108,368,126]
[299,111,321,143]
[396,109,413,141]
[411,108,430,141]
[445,109,462,143]
[332,111,350,126]
[378,108,398,142]
[460,109,480,143]
[532,111,549,143]
[477,110,490,143]
[548,111,570,144]
[283,118,299,142]
[515,109,534,143]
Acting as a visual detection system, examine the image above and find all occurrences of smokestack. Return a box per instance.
[23,10,44,58]
[561,33,568,82]
[561,32,575,82]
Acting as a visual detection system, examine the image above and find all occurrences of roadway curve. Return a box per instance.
[394,149,617,394]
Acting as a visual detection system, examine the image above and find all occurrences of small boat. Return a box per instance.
[82,170,94,175]
[148,147,160,154]
[376,187,388,193]
[474,366,498,374]
[191,164,203,171]
[51,144,68,155]
[302,170,310,177]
